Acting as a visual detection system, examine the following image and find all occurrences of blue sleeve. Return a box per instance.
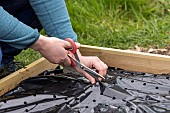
[0,6,40,49]
[29,0,77,42]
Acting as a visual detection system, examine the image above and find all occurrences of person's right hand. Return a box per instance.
[30,35,80,66]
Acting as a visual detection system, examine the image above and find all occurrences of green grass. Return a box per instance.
[16,0,170,65]
[67,0,170,49]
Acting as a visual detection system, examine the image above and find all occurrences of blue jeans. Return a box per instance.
[0,0,77,67]
[0,0,42,66]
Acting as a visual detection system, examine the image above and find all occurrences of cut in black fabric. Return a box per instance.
[0,67,170,113]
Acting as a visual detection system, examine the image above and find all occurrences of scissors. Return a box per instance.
[65,38,105,81]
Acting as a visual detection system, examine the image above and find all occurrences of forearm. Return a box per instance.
[0,6,40,49]
[29,0,77,42]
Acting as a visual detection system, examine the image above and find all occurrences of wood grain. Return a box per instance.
[0,58,57,96]
[1,45,170,96]
[80,45,170,74]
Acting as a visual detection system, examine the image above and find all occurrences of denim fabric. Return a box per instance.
[0,0,42,65]
[0,0,42,31]
[0,0,77,66]
[29,0,77,41]
[0,46,2,67]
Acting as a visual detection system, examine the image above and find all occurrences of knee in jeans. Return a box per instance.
[0,46,2,67]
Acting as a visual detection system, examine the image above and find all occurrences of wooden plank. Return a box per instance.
[0,58,57,96]
[1,45,170,96]
[80,45,170,74]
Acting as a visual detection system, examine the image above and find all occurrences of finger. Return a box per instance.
[92,58,108,81]
[75,42,81,48]
[62,57,71,66]
[61,40,73,49]
[98,62,108,81]
[81,70,96,84]
[74,66,96,84]
[59,50,72,66]
[61,39,80,49]
[98,61,108,76]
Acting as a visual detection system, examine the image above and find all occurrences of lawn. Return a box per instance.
[15,0,170,65]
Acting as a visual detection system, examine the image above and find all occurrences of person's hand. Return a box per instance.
[30,35,80,66]
[73,50,108,84]
[31,35,107,84]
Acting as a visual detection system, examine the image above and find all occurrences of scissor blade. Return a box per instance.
[67,54,105,80]
[81,66,105,80]
[74,52,80,62]
[67,54,81,66]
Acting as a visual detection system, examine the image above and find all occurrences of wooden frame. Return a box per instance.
[80,45,170,74]
[1,45,170,96]
[0,58,57,96]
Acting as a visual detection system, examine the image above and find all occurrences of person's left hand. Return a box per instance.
[72,50,108,84]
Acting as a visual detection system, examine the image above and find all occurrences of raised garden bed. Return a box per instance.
[1,45,170,112]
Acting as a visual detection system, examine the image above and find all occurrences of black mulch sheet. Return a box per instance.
[0,67,170,113]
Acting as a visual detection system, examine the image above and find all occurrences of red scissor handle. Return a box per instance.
[65,38,77,54]
[65,38,77,66]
